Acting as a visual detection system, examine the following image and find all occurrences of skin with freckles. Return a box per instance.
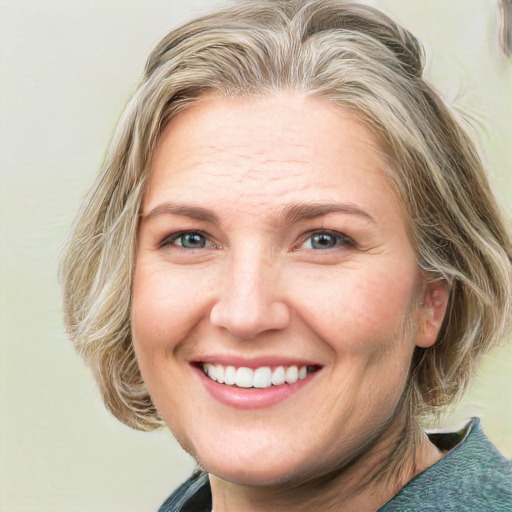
[131,92,449,512]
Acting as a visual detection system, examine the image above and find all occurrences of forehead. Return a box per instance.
[144,92,399,223]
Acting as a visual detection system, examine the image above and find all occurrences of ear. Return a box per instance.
[414,279,450,348]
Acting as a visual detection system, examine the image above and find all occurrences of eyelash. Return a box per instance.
[159,231,218,250]
[297,230,353,251]
[159,229,353,251]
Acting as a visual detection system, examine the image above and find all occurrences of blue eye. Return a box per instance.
[177,233,207,248]
[162,231,215,249]
[303,231,351,250]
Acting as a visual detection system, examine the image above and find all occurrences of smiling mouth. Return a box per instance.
[200,363,320,389]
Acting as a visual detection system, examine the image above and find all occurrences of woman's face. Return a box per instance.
[132,93,441,485]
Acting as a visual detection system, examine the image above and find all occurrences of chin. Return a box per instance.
[211,467,292,487]
[203,449,353,490]
[206,462,303,488]
[188,438,313,487]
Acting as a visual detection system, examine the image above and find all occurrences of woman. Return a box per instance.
[60,1,512,510]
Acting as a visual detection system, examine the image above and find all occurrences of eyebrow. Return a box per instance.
[281,202,377,225]
[143,204,220,224]
[142,201,376,225]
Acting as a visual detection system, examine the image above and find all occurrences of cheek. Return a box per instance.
[350,273,415,336]
[131,263,212,354]
[288,265,419,354]
[130,264,209,428]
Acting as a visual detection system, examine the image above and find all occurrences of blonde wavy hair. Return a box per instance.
[60,0,512,431]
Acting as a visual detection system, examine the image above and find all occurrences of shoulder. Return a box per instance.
[379,418,512,512]
[157,469,211,512]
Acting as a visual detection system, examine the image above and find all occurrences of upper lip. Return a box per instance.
[191,355,322,369]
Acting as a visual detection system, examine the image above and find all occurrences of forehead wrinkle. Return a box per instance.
[193,140,313,164]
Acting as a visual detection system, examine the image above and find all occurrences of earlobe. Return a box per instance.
[415,280,450,348]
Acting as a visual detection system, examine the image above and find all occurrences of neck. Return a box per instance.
[209,415,442,512]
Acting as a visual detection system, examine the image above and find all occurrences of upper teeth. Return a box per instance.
[202,364,310,389]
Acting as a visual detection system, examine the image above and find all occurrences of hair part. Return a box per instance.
[60,0,512,431]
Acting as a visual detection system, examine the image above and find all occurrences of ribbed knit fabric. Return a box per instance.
[377,418,512,511]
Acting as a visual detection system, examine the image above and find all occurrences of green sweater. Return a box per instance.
[378,418,511,511]
[159,418,512,512]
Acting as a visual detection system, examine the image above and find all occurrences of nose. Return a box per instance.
[209,252,291,340]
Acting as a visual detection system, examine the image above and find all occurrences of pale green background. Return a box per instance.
[0,1,511,511]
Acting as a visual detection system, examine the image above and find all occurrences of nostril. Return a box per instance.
[209,297,291,340]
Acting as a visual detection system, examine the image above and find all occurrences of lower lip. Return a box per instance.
[194,366,319,409]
